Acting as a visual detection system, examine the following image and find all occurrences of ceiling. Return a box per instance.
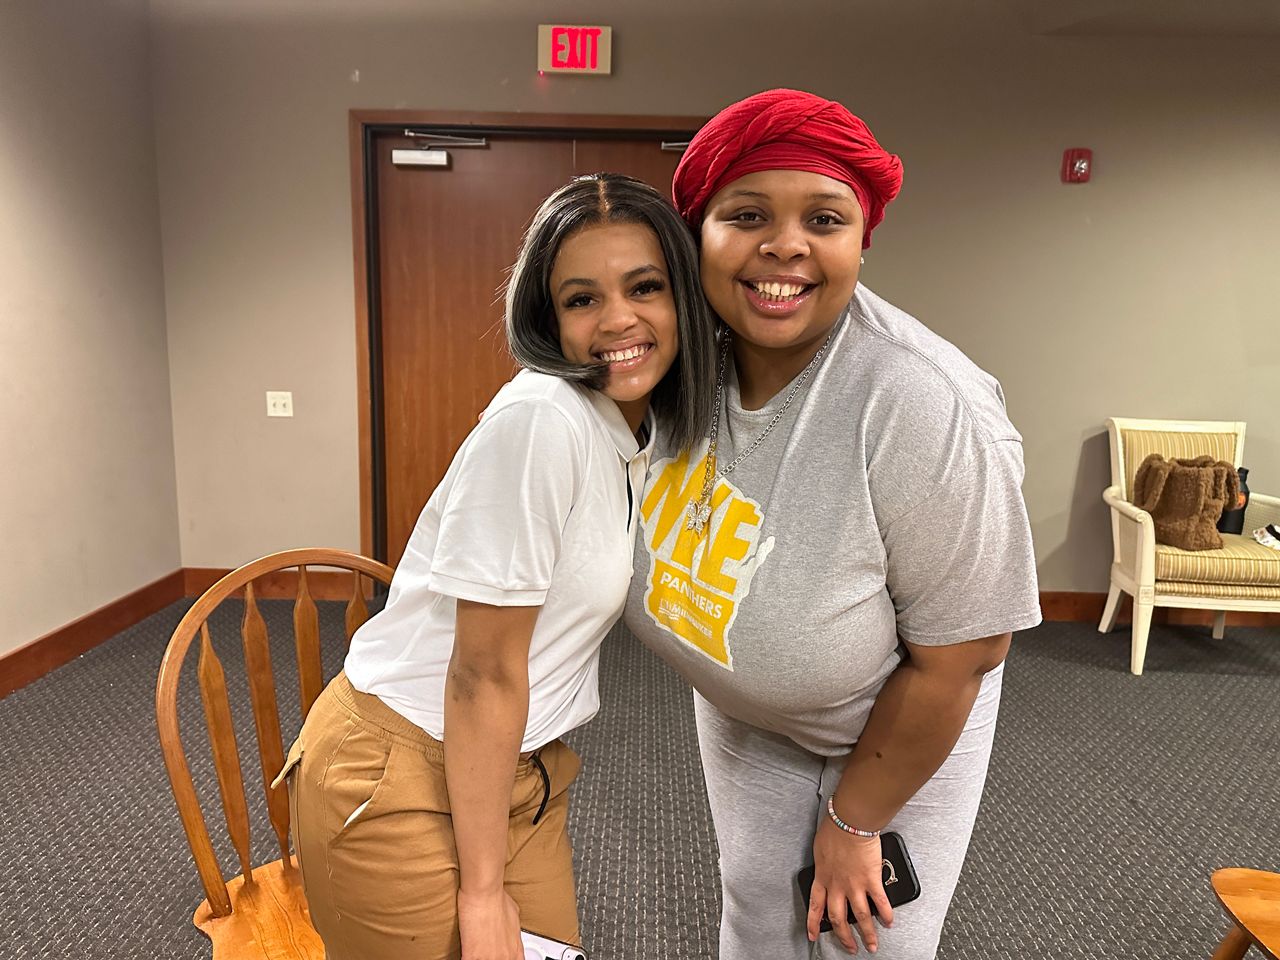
[1026,0,1280,37]
[148,0,1280,39]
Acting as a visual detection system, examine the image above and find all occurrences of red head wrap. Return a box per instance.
[673,89,903,249]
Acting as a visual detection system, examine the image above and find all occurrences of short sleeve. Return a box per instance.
[883,438,1042,645]
[428,400,583,606]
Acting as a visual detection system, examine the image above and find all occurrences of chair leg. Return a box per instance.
[1099,584,1123,633]
[1130,600,1154,675]
[1210,924,1250,960]
[1212,610,1227,641]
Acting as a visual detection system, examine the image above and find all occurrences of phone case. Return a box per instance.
[795,831,921,932]
[521,928,589,960]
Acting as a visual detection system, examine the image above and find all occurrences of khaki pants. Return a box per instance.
[275,672,582,960]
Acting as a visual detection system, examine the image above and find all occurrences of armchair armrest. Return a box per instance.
[1245,491,1280,531]
[1104,486,1151,524]
[1103,485,1156,587]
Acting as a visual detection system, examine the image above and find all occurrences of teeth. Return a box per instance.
[751,281,806,301]
[599,344,650,363]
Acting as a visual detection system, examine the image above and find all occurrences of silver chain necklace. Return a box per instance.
[685,327,836,534]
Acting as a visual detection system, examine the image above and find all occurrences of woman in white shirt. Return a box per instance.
[276,173,716,960]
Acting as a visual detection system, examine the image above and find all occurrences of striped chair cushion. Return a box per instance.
[1156,581,1280,601]
[1154,535,1280,586]
[1121,429,1238,501]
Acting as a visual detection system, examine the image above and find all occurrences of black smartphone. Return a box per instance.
[795,831,921,932]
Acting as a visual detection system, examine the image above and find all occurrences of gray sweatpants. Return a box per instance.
[695,663,1004,960]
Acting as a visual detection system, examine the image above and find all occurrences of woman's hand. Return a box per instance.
[457,887,524,960]
[806,817,893,954]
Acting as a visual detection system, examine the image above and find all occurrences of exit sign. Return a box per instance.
[538,24,612,75]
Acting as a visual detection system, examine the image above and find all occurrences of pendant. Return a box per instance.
[686,500,712,534]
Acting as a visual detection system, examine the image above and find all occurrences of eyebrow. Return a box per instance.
[556,263,665,294]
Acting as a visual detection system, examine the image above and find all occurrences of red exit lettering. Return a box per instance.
[551,26,602,70]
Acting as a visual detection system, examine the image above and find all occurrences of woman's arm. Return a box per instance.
[445,599,541,960]
[807,632,1011,954]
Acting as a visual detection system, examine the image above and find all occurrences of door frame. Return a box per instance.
[348,109,705,563]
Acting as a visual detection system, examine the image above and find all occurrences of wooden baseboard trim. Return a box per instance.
[0,570,185,700]
[182,567,366,601]
[1038,591,1108,623]
[1040,591,1280,627]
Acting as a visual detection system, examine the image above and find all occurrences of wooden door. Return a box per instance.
[374,130,691,566]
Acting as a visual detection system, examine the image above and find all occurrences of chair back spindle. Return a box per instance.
[197,622,255,883]
[240,582,291,862]
[293,567,323,720]
[344,574,369,646]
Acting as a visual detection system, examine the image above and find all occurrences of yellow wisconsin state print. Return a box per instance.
[640,446,774,669]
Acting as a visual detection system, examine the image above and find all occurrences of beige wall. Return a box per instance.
[1,2,1270,656]
[854,39,1280,590]
[0,0,180,656]
[142,3,1278,591]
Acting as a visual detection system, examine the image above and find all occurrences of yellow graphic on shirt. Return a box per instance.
[640,446,774,669]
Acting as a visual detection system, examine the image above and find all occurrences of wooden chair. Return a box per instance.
[156,548,395,958]
[1098,418,1280,674]
[1210,868,1280,959]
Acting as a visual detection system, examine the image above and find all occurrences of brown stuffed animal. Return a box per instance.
[1132,454,1240,551]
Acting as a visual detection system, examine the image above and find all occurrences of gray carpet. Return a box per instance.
[0,601,1277,959]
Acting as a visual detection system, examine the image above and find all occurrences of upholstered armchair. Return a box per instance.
[1099,418,1280,675]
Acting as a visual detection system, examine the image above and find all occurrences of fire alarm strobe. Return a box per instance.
[1062,148,1092,183]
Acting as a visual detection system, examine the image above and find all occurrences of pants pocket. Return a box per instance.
[544,739,582,798]
[273,736,305,790]
[329,736,395,847]
[274,736,305,865]
[512,739,582,823]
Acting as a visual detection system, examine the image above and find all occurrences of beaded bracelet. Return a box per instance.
[827,796,880,838]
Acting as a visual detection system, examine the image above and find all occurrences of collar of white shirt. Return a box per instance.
[583,387,657,463]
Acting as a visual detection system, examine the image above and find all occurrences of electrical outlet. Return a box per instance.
[266,391,293,417]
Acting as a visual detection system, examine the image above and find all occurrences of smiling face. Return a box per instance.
[699,169,864,355]
[551,221,679,429]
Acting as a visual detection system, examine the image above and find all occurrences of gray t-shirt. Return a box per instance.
[622,284,1042,756]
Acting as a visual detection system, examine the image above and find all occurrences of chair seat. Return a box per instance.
[193,858,323,959]
[1157,581,1280,600]
[1155,534,1280,586]
[1211,867,1280,960]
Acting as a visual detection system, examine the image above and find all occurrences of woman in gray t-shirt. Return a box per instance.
[622,89,1042,960]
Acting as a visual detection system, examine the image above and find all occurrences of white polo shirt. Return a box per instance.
[345,370,654,752]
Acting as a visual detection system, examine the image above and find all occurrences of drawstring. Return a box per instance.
[529,751,551,825]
